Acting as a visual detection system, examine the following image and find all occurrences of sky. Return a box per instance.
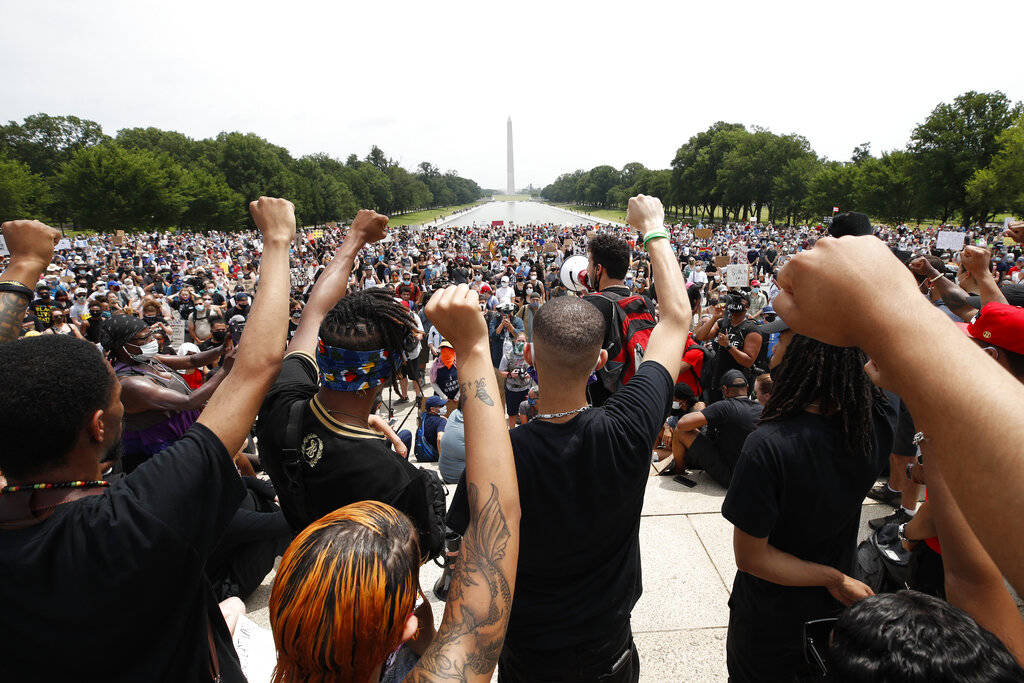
[2,0,1022,191]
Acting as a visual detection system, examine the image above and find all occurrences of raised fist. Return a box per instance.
[0,219,60,268]
[349,209,389,244]
[425,284,487,352]
[248,197,296,244]
[626,195,665,237]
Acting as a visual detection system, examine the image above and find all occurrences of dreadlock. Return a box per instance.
[761,334,883,462]
[98,314,147,362]
[319,289,417,392]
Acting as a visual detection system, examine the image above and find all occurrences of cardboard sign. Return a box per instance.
[725,264,749,288]
[714,255,731,267]
[0,235,8,256]
[56,238,72,251]
[694,227,713,239]
[543,241,558,253]
[113,230,125,246]
[936,231,966,251]
[170,320,186,347]
[1004,236,1017,246]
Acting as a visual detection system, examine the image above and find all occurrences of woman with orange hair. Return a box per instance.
[269,284,521,683]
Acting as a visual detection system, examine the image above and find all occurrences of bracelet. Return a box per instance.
[642,230,670,248]
[0,282,34,299]
[927,273,945,284]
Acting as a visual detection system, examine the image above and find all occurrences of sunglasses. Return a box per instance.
[803,617,837,678]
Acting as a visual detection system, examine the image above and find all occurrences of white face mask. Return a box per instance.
[672,400,682,409]
[130,340,160,361]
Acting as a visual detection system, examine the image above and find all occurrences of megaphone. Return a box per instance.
[560,255,590,292]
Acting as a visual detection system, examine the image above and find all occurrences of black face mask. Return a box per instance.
[211,329,227,342]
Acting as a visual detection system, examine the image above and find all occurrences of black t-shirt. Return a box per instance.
[0,424,246,682]
[702,396,762,470]
[713,317,761,382]
[256,353,433,537]
[721,398,896,674]
[583,285,648,407]
[448,361,673,653]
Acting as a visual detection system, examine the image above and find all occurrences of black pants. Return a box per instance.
[726,607,823,683]
[685,433,734,489]
[207,477,293,600]
[497,621,639,683]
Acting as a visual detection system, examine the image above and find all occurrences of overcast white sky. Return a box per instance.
[2,0,1022,190]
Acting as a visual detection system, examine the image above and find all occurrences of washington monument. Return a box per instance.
[506,116,515,195]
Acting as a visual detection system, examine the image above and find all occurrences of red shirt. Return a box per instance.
[676,333,705,396]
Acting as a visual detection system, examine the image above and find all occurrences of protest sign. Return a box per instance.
[725,264,749,288]
[714,255,731,268]
[694,227,713,239]
[543,241,558,253]
[936,231,965,251]
[56,238,72,251]
[170,320,186,347]
[113,230,125,246]
[75,239,88,248]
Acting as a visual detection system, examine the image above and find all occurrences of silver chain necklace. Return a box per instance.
[532,405,592,421]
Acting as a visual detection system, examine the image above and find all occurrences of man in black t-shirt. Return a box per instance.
[448,195,691,682]
[0,201,295,682]
[668,369,762,488]
[694,291,762,402]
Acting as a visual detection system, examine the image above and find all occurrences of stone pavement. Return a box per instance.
[243,394,897,682]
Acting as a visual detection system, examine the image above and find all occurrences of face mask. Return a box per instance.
[530,274,537,280]
[130,340,159,361]
[76,295,86,302]
[529,302,539,309]
[144,315,157,324]
[474,274,482,281]
[528,397,536,406]
[211,329,227,342]
[513,342,525,354]
[672,400,682,410]
[525,287,533,294]
[195,304,205,312]
[403,279,411,285]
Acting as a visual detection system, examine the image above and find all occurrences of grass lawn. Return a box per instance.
[385,202,485,226]
[553,204,628,223]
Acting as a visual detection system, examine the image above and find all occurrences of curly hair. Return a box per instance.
[318,289,418,391]
[587,232,631,280]
[761,334,883,462]
[269,501,421,683]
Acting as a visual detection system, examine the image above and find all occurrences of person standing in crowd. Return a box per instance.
[267,283,521,683]
[488,301,524,393]
[29,281,55,330]
[0,199,294,682]
[693,290,762,402]
[666,369,762,488]
[581,231,638,407]
[447,195,689,682]
[499,331,532,429]
[517,385,540,424]
[101,314,230,472]
[518,290,543,342]
[43,308,86,340]
[430,339,460,414]
[722,325,896,681]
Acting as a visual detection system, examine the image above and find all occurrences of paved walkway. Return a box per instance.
[242,392,903,681]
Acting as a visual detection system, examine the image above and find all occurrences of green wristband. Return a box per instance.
[643,230,670,249]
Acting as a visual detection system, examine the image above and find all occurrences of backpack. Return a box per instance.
[594,291,657,392]
[683,337,716,400]
[278,401,447,562]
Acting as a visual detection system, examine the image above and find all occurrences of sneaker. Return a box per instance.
[394,397,410,405]
[866,481,902,509]
[868,507,912,531]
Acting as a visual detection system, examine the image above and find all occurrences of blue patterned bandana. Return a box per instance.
[316,339,395,392]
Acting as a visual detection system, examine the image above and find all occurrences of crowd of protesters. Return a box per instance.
[1,193,1024,682]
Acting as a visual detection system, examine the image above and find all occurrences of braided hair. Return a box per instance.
[319,289,417,391]
[761,333,883,462]
[98,314,147,362]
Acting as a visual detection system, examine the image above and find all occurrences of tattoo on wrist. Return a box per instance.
[0,291,31,343]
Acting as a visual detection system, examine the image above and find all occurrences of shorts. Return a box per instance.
[403,357,422,382]
[506,388,528,417]
[684,432,720,471]
[892,401,917,457]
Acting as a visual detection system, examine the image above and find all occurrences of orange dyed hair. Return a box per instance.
[269,500,421,683]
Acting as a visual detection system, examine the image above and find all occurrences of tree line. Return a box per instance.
[0,114,484,230]
[541,91,1024,227]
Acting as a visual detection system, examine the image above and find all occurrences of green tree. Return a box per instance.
[180,167,246,229]
[0,155,51,220]
[0,113,107,176]
[803,162,860,220]
[57,143,188,229]
[966,117,1024,218]
[212,132,296,202]
[856,151,921,225]
[910,90,1023,225]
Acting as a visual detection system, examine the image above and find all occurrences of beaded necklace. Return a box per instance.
[1,480,110,495]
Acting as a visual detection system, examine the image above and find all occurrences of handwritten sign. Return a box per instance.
[56,238,72,251]
[725,264,750,288]
[694,227,713,239]
[170,320,186,347]
[714,255,731,268]
[936,231,966,251]
[113,230,125,246]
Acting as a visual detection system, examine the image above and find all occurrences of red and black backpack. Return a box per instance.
[594,291,657,392]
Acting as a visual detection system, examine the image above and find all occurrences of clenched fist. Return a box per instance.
[960,245,993,280]
[248,197,296,244]
[1,219,60,268]
[425,284,487,353]
[626,195,665,237]
[349,209,389,245]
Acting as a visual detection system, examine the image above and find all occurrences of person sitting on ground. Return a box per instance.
[100,313,229,473]
[256,211,443,558]
[666,369,762,488]
[446,195,689,682]
[403,395,445,463]
[267,284,521,683]
[0,200,294,682]
[438,393,467,484]
[516,385,539,425]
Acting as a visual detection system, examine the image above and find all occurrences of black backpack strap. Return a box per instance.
[281,400,308,495]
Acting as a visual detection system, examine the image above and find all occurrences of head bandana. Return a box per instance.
[316,339,395,392]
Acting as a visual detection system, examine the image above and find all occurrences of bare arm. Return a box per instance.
[693,311,722,341]
[927,459,1024,663]
[728,331,762,368]
[286,210,388,357]
[733,528,873,607]
[409,284,520,683]
[198,197,295,456]
[0,221,60,343]
[962,246,1009,308]
[675,411,709,432]
[368,413,407,458]
[774,236,1024,594]
[628,195,690,379]
[120,371,226,414]
[154,345,225,371]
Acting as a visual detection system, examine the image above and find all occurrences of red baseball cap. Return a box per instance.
[480,284,492,293]
[967,303,1024,354]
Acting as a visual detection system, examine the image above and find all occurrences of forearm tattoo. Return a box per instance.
[459,378,494,407]
[407,483,514,681]
[0,292,30,343]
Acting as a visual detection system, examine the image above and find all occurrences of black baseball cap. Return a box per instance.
[721,369,748,388]
[829,212,873,238]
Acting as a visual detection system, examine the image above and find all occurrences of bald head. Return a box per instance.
[532,297,604,378]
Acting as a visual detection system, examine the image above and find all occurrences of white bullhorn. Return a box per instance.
[560,255,590,292]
